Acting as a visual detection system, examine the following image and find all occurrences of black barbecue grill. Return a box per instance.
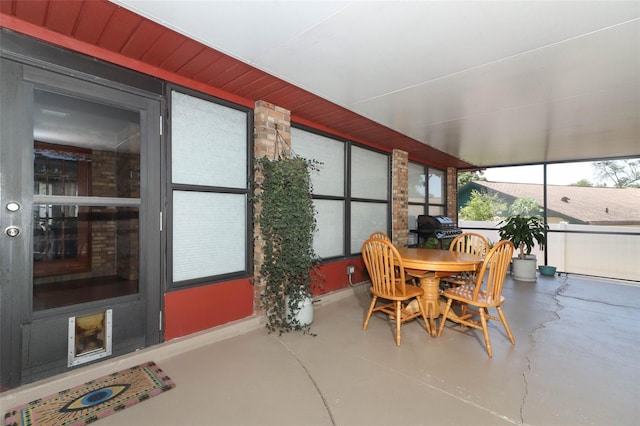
[411,215,463,247]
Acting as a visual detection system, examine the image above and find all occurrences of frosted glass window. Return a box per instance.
[172,191,246,282]
[313,199,344,259]
[409,162,427,203]
[291,128,344,196]
[351,146,388,200]
[171,91,247,188]
[350,202,388,253]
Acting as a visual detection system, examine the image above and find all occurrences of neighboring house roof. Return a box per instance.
[460,181,640,225]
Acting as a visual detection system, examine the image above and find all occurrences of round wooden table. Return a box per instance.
[397,248,482,336]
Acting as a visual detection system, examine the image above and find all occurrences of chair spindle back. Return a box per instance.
[450,232,489,258]
[361,238,407,298]
[471,240,514,303]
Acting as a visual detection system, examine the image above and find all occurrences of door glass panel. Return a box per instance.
[33,90,141,311]
[33,205,139,310]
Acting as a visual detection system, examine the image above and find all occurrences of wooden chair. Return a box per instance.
[441,232,489,287]
[368,231,391,241]
[437,240,515,357]
[361,237,430,345]
[367,230,417,285]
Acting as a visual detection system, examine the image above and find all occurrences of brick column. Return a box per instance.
[392,149,409,247]
[253,100,291,316]
[447,167,458,223]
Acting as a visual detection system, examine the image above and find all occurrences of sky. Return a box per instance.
[484,162,598,186]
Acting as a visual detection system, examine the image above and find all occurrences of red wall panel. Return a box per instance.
[315,258,366,295]
[163,258,366,341]
[164,278,254,340]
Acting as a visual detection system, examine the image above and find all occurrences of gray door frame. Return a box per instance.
[0,57,163,388]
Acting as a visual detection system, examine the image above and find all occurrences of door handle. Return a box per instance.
[6,202,20,212]
[5,202,22,237]
[5,226,20,237]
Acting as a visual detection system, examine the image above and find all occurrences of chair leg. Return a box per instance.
[363,296,377,331]
[416,297,431,336]
[395,301,402,346]
[496,306,516,345]
[426,300,438,337]
[437,299,454,336]
[479,308,492,358]
[459,301,468,317]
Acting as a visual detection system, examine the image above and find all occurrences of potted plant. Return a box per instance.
[498,215,547,282]
[253,154,323,334]
[420,236,440,249]
[538,265,557,276]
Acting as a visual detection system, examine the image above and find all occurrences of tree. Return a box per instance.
[458,170,486,187]
[508,197,542,217]
[459,189,506,221]
[592,159,640,188]
[570,179,593,187]
[413,173,438,198]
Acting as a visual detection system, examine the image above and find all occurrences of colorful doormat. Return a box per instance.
[4,361,175,426]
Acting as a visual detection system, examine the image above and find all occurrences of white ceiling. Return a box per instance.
[112,0,640,168]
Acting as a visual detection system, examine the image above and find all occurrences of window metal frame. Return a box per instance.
[166,85,254,290]
[408,161,447,218]
[291,124,392,260]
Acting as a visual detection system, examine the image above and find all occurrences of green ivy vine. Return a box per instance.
[253,155,323,334]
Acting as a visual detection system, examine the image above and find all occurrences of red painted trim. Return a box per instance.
[0,14,254,108]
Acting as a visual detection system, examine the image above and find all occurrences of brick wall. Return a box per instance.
[392,149,409,247]
[254,100,291,161]
[253,100,292,315]
[447,167,458,223]
[90,150,118,277]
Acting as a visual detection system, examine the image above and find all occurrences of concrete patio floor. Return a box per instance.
[2,273,639,425]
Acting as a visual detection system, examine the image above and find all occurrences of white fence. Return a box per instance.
[459,220,640,282]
